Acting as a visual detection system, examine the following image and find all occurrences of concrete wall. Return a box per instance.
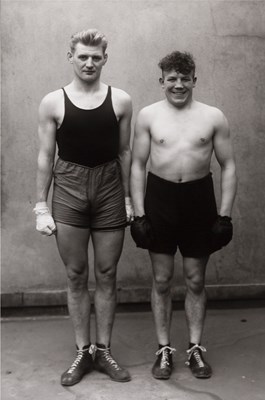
[2,0,265,307]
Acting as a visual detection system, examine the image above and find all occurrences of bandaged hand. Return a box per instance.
[34,202,57,236]
[212,215,233,248]
[125,197,134,224]
[130,215,154,249]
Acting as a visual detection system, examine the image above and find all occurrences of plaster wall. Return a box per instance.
[2,0,265,304]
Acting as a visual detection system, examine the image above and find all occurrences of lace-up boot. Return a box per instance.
[151,345,176,379]
[61,344,94,386]
[186,344,212,379]
[94,344,131,382]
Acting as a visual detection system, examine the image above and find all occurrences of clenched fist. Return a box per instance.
[34,202,57,236]
[212,215,233,248]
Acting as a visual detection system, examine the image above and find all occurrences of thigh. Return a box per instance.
[52,159,91,228]
[92,229,125,274]
[92,161,126,230]
[183,256,209,282]
[179,229,214,258]
[145,173,178,255]
[179,174,217,228]
[149,252,175,281]
[56,222,90,272]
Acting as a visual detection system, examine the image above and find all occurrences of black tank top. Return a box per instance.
[56,86,120,167]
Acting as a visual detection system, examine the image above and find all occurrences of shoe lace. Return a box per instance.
[68,345,94,374]
[155,346,176,368]
[185,344,206,367]
[96,347,121,371]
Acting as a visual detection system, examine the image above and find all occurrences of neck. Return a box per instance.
[71,76,102,93]
[166,97,194,111]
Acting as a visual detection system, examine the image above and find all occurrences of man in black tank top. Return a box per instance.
[34,29,134,385]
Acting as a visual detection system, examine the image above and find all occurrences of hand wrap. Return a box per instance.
[34,202,57,236]
[130,215,154,249]
[125,197,134,224]
[212,215,233,248]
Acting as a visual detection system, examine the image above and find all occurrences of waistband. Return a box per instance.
[148,171,212,187]
[56,157,119,170]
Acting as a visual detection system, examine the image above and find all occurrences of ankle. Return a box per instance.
[189,342,200,349]
[96,343,110,350]
[159,343,170,350]
[76,343,91,351]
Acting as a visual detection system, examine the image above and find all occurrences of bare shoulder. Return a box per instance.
[137,100,164,122]
[111,87,132,120]
[111,87,132,107]
[198,101,226,118]
[196,101,228,129]
[39,89,64,117]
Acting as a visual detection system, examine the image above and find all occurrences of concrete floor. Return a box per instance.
[2,306,265,400]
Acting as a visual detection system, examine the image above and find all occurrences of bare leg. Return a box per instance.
[183,256,209,344]
[92,229,125,346]
[92,229,131,382]
[56,223,91,349]
[183,256,212,378]
[149,252,175,346]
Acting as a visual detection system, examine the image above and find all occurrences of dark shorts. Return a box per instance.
[144,172,218,257]
[52,158,126,230]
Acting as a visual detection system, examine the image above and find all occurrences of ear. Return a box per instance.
[159,77,164,87]
[67,51,73,64]
[103,53,108,64]
[193,76,197,87]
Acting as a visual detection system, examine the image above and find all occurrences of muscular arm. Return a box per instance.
[130,109,151,216]
[117,94,133,197]
[36,94,57,203]
[213,111,237,217]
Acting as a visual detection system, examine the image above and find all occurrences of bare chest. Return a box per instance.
[150,113,214,149]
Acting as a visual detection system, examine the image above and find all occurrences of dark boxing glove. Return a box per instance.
[130,215,154,249]
[212,215,233,248]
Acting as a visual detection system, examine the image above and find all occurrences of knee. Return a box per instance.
[185,272,205,295]
[95,262,116,286]
[66,263,88,291]
[153,274,172,295]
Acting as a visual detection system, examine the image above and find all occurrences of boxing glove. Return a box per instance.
[130,215,154,249]
[34,202,57,236]
[212,215,233,248]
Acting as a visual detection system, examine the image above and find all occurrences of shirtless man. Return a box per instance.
[130,51,237,379]
[34,29,133,385]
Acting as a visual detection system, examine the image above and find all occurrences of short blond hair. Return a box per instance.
[70,28,108,53]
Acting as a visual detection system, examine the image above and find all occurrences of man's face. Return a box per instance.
[68,43,108,83]
[159,70,196,107]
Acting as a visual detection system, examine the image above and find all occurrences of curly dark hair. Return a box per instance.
[158,51,196,76]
